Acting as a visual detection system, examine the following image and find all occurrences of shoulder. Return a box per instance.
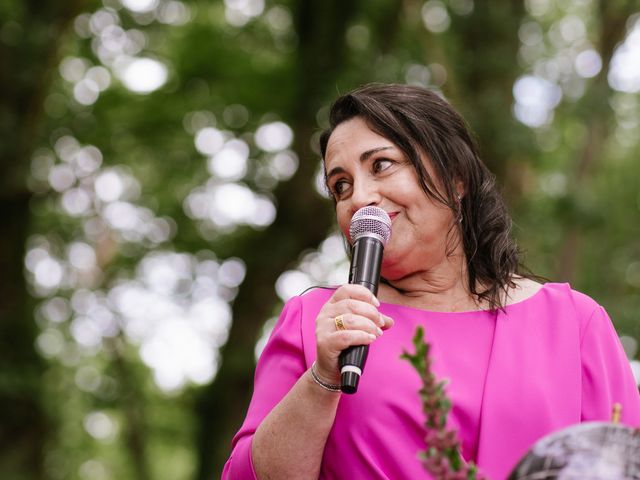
[537,282,602,315]
[504,277,543,306]
[507,280,606,332]
[507,278,601,312]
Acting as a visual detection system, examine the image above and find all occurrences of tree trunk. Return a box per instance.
[0,192,48,480]
[0,1,89,477]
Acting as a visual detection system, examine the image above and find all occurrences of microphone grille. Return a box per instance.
[349,206,392,245]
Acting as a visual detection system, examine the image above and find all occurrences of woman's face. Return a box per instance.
[324,117,461,280]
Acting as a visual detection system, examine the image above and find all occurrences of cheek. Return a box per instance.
[336,206,351,239]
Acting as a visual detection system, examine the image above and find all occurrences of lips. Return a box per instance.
[388,212,399,222]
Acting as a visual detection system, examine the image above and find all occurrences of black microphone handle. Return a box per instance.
[338,344,369,394]
[339,236,384,394]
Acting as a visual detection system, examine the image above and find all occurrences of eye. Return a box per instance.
[372,158,394,174]
[331,179,351,198]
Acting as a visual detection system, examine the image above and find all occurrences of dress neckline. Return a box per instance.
[378,282,550,315]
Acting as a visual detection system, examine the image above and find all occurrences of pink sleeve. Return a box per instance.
[222,296,308,479]
[580,305,640,426]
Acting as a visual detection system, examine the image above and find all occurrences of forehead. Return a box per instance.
[324,117,396,167]
[323,117,446,195]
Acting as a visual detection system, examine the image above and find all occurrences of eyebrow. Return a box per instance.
[325,146,394,181]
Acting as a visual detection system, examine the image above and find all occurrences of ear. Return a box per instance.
[455,180,465,200]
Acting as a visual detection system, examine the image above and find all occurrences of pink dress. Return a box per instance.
[222,283,640,479]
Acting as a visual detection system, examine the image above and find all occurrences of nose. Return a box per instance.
[350,177,381,215]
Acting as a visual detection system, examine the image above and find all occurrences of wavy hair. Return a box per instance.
[319,83,522,310]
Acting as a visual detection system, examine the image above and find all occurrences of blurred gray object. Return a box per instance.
[509,422,640,480]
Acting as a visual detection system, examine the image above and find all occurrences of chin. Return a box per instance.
[380,261,404,282]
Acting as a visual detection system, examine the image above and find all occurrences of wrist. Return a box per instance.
[314,360,341,384]
[310,362,341,393]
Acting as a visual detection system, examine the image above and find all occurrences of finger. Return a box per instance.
[325,330,378,354]
[329,284,380,307]
[331,298,384,327]
[336,313,383,337]
[380,313,395,330]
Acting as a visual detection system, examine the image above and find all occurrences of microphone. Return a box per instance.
[339,206,392,394]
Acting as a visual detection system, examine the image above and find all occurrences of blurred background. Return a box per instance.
[2,0,640,479]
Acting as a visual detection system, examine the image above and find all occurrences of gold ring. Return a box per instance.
[334,315,345,331]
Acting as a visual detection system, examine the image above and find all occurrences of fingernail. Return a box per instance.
[368,333,376,340]
[376,327,383,336]
[378,314,385,327]
[372,296,380,307]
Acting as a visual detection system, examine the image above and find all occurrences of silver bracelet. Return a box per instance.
[310,361,341,393]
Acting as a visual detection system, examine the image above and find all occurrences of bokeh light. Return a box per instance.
[574,49,602,78]
[157,1,192,25]
[95,170,125,202]
[79,459,109,480]
[83,411,118,442]
[405,63,431,87]
[106,251,237,392]
[195,127,226,156]
[609,20,640,93]
[207,139,249,180]
[513,75,562,127]
[121,0,159,13]
[185,116,297,235]
[254,121,293,152]
[224,0,265,27]
[422,1,451,34]
[114,57,168,94]
[26,244,244,392]
[267,151,298,181]
[275,233,349,302]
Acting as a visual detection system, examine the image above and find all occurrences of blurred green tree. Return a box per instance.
[0,2,96,478]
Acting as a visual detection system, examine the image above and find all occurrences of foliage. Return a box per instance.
[402,326,486,480]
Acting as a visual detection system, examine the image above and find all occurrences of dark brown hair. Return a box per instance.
[319,83,521,310]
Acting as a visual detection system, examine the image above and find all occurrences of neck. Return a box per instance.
[381,253,484,312]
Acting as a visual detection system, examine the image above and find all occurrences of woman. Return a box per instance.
[223,84,640,479]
